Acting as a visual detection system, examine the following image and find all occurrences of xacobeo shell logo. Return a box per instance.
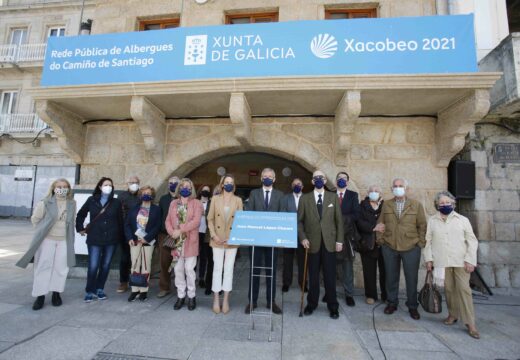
[310,33,338,59]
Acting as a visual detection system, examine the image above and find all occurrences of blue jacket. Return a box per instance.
[124,203,161,243]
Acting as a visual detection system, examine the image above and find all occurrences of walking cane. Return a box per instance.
[299,247,309,317]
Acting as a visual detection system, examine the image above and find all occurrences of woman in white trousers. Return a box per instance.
[16,178,76,310]
[207,174,243,314]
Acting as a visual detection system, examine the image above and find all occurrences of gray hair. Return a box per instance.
[261,168,276,178]
[434,191,456,210]
[392,177,409,188]
[367,184,382,193]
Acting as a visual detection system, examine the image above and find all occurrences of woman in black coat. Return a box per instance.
[76,177,124,303]
[356,185,387,305]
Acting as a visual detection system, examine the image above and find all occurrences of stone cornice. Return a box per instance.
[29,73,502,99]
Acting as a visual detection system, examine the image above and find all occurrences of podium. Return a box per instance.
[228,211,297,342]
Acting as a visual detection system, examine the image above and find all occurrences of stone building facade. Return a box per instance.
[1,0,518,291]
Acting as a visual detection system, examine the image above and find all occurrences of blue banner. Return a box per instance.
[228,211,297,248]
[41,15,477,86]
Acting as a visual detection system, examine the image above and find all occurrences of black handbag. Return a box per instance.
[418,270,442,314]
[129,247,149,288]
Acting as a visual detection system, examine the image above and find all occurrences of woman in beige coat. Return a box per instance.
[424,191,479,339]
[207,174,243,314]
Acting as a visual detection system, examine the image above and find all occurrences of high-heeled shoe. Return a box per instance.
[222,291,230,314]
[212,293,221,314]
[443,316,458,325]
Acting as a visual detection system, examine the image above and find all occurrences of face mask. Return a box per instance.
[129,183,139,192]
[293,185,302,194]
[169,182,178,192]
[54,188,69,197]
[368,192,379,202]
[262,178,273,187]
[101,185,112,195]
[141,194,153,202]
[392,187,405,197]
[313,177,324,189]
[438,204,454,215]
[179,187,191,198]
[336,178,347,189]
[200,190,211,198]
[223,184,234,193]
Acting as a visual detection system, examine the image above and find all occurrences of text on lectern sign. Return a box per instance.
[228,211,297,248]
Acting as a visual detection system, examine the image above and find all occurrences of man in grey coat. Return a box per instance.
[245,168,284,315]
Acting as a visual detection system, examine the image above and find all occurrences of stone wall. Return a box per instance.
[458,122,520,294]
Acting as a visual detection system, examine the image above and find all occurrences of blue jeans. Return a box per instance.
[342,256,354,297]
[86,244,117,294]
[381,244,421,310]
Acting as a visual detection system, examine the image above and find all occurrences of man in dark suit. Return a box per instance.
[336,171,360,307]
[281,178,307,293]
[245,168,284,315]
[298,170,344,319]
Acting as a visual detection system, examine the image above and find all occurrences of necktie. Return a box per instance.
[265,190,270,210]
[339,192,343,206]
[317,194,323,219]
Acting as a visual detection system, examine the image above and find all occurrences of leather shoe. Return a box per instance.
[244,303,257,314]
[32,295,45,311]
[409,308,420,320]
[204,289,212,296]
[51,292,62,307]
[345,296,355,307]
[267,302,282,314]
[187,297,196,311]
[116,282,128,293]
[303,305,314,315]
[173,297,185,310]
[384,305,397,315]
[282,285,289,293]
[156,290,170,298]
[329,309,339,319]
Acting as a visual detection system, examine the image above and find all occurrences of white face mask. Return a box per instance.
[128,183,139,192]
[368,192,379,202]
[392,187,405,197]
[101,185,112,195]
[54,188,69,197]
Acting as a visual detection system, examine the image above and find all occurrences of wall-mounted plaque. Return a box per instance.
[493,143,520,163]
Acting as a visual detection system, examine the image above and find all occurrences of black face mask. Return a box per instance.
[200,190,211,198]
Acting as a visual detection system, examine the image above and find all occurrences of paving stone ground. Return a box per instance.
[0,219,519,360]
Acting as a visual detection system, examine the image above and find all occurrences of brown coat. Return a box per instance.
[376,197,427,251]
[207,194,243,249]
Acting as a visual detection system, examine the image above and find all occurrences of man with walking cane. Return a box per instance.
[298,170,344,319]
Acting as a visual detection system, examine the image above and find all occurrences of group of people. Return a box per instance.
[16,167,480,339]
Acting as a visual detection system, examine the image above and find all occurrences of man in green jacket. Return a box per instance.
[298,170,344,319]
[376,178,427,320]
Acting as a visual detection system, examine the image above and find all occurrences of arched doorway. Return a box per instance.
[187,152,314,200]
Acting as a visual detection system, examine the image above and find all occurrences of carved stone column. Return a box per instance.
[334,91,361,166]
[435,90,490,166]
[229,92,251,148]
[130,96,166,164]
[35,100,85,163]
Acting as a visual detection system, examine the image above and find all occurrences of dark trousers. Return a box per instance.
[248,246,278,304]
[282,244,306,288]
[360,248,387,301]
[307,243,338,311]
[86,244,117,293]
[119,241,131,283]
[158,232,173,292]
[198,233,213,292]
[381,244,421,310]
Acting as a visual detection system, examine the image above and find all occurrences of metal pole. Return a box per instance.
[269,246,274,342]
[248,245,255,340]
[78,0,86,35]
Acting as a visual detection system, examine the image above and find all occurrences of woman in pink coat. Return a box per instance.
[165,178,203,311]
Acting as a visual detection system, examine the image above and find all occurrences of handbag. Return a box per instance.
[84,200,111,234]
[162,235,177,249]
[418,270,443,314]
[129,247,149,288]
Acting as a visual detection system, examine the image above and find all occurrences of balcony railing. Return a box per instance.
[0,114,48,133]
[0,43,46,63]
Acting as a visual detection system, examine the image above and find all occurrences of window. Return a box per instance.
[325,8,377,19]
[226,12,278,24]
[9,28,27,46]
[48,27,66,38]
[139,18,179,31]
[1,91,18,115]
